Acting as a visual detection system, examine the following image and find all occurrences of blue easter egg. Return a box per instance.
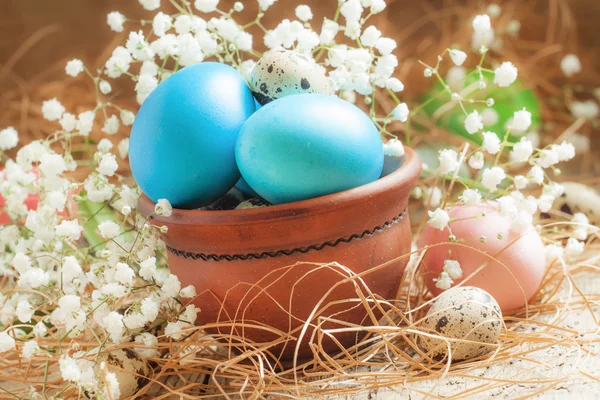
[235,176,260,198]
[236,94,384,204]
[129,62,256,209]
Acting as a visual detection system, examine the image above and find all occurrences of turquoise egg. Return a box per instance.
[236,94,384,204]
[129,62,256,209]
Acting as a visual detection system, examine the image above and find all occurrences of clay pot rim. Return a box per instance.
[138,147,420,226]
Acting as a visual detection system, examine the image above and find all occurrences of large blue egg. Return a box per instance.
[236,94,384,204]
[129,62,256,209]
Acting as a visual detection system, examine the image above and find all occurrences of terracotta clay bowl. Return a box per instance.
[139,147,421,363]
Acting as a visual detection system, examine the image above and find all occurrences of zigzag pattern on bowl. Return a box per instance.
[166,209,407,262]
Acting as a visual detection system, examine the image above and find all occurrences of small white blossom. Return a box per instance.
[510,137,533,162]
[383,138,404,157]
[161,274,182,298]
[65,59,84,77]
[434,271,454,290]
[468,151,484,169]
[59,356,81,382]
[565,237,584,258]
[438,149,458,175]
[107,11,125,32]
[537,194,554,213]
[392,103,409,122]
[561,54,581,77]
[98,221,120,239]
[126,31,154,61]
[22,340,40,359]
[139,257,157,281]
[0,332,15,352]
[572,213,589,240]
[464,110,483,134]
[114,263,135,285]
[528,165,544,185]
[319,19,339,45]
[360,26,381,47]
[570,100,599,120]
[428,208,450,230]
[102,115,120,135]
[424,187,442,208]
[153,12,172,37]
[295,5,313,21]
[449,49,467,66]
[493,61,518,87]
[55,219,83,241]
[385,77,404,92]
[120,110,135,126]
[155,198,173,217]
[459,188,482,205]
[41,98,65,121]
[77,111,95,136]
[180,285,197,298]
[482,131,501,154]
[481,167,506,191]
[511,108,532,132]
[472,14,492,35]
[139,0,160,11]
[118,138,130,159]
[443,260,463,280]
[16,300,34,323]
[195,0,219,12]
[99,80,112,94]
[97,153,118,177]
[102,311,125,343]
[134,333,159,358]
[514,175,528,190]
[375,37,397,56]
[0,127,18,150]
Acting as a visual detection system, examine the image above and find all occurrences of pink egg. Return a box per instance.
[418,203,546,311]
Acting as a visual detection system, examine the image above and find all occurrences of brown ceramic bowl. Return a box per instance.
[139,147,421,362]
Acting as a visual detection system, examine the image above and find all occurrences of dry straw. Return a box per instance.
[1,0,599,398]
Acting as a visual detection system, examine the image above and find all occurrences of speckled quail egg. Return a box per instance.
[551,181,600,224]
[104,348,150,399]
[235,198,270,210]
[250,50,330,105]
[419,286,503,361]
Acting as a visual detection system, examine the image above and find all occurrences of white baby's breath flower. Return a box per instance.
[161,274,182,298]
[105,46,132,78]
[135,74,158,103]
[375,37,397,56]
[97,153,118,177]
[360,26,381,47]
[561,54,581,77]
[55,219,83,241]
[424,187,442,208]
[59,113,77,132]
[126,31,154,61]
[65,59,84,77]
[103,312,125,343]
[102,115,120,135]
[107,11,125,32]
[295,5,313,21]
[41,98,65,121]
[59,356,81,382]
[434,271,454,290]
[155,198,173,217]
[481,167,506,191]
[510,137,533,162]
[153,12,172,37]
[134,333,159,358]
[319,19,339,45]
[528,165,544,185]
[438,149,458,175]
[385,77,404,92]
[98,221,120,239]
[464,110,483,134]
[139,0,160,11]
[195,0,219,12]
[258,0,278,11]
[493,61,518,87]
[16,300,34,323]
[459,188,481,205]
[77,111,95,136]
[514,175,528,189]
[39,153,66,176]
[537,194,554,213]
[114,263,135,285]
[482,131,501,154]
[510,108,532,132]
[180,285,197,298]
[118,138,130,159]
[570,100,599,120]
[120,110,135,126]
[449,49,467,66]
[565,237,584,258]
[472,14,491,35]
[0,126,18,150]
[446,66,466,91]
[392,103,409,122]
[572,212,589,240]
[443,260,463,280]
[233,2,244,12]
[22,340,40,359]
[428,208,450,230]
[99,80,112,94]
[383,138,404,157]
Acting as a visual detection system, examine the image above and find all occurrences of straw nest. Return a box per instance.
[1,0,599,398]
